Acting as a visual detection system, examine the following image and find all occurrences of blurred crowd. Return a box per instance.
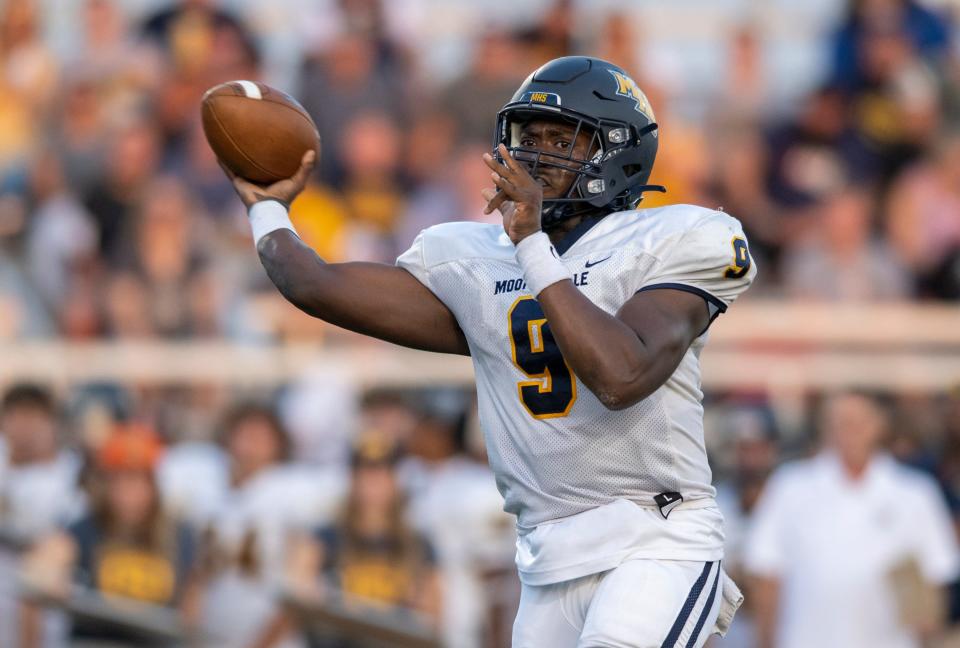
[5,382,960,647]
[0,0,959,342]
[0,381,516,648]
[1,0,960,647]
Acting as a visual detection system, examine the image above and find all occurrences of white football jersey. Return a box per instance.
[397,204,755,582]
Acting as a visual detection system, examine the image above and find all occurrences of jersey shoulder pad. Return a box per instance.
[397,221,512,287]
[418,221,514,267]
[637,204,757,313]
[637,203,734,245]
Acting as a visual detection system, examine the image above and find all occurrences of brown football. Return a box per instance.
[201,80,319,184]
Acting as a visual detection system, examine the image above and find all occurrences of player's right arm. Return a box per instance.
[224,152,469,356]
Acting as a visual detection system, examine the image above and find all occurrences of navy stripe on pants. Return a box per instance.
[660,561,714,648]
[685,563,721,648]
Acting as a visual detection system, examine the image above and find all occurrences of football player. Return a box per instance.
[222,56,755,648]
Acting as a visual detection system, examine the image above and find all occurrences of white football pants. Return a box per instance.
[512,559,740,648]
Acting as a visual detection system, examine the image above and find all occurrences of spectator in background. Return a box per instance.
[140,0,253,56]
[279,365,359,468]
[887,393,945,475]
[48,74,109,200]
[845,24,942,182]
[441,30,529,142]
[0,0,58,176]
[393,108,459,244]
[936,388,960,523]
[335,0,410,76]
[71,0,161,139]
[19,424,199,647]
[83,113,163,262]
[140,0,260,152]
[156,424,229,531]
[196,404,335,648]
[337,111,407,261]
[886,128,960,299]
[713,406,779,648]
[722,28,767,122]
[299,27,410,184]
[745,391,960,648]
[285,432,441,638]
[765,84,877,212]
[831,0,951,88]
[78,0,152,88]
[104,176,220,338]
[402,109,458,192]
[400,391,513,648]
[356,389,419,449]
[0,384,80,648]
[781,184,910,300]
[24,148,98,322]
[0,384,79,540]
[165,117,238,221]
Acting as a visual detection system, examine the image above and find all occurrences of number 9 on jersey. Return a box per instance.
[508,296,577,419]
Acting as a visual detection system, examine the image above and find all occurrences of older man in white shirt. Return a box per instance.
[745,391,960,648]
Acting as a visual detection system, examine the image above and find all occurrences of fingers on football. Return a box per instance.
[288,150,316,186]
[217,159,238,182]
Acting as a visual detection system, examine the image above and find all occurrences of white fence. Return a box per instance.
[0,301,956,392]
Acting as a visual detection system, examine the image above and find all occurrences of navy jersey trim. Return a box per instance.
[661,561,714,648]
[636,283,727,335]
[685,563,722,648]
[553,214,606,256]
[636,283,727,314]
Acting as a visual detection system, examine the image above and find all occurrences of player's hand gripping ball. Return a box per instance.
[202,80,319,207]
[481,144,545,245]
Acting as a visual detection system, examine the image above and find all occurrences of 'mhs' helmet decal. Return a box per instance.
[520,90,562,107]
[609,70,654,120]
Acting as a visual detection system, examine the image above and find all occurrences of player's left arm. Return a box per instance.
[484,143,735,410]
[536,281,708,410]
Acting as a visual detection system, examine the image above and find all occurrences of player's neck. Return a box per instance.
[545,215,585,246]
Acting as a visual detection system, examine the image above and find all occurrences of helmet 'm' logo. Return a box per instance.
[610,70,654,119]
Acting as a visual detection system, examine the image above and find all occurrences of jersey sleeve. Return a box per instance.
[637,211,757,323]
[396,230,432,289]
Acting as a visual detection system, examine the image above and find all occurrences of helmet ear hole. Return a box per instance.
[623,164,645,178]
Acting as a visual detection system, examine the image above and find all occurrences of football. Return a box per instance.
[201,80,319,184]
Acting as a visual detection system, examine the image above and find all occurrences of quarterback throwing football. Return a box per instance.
[223,57,755,648]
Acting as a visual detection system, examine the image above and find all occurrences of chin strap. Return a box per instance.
[641,184,666,193]
[636,184,667,196]
[541,184,668,227]
[627,184,667,209]
[542,202,609,229]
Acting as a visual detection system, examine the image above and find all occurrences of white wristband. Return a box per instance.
[248,200,298,247]
[515,232,570,297]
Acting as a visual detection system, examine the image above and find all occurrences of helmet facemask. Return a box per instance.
[493,106,662,228]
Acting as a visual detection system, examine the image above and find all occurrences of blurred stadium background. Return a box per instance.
[1,0,960,646]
